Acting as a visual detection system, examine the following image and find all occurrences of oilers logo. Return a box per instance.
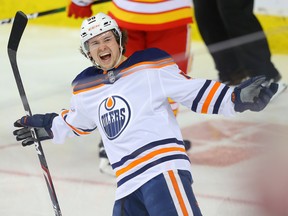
[99,96,131,140]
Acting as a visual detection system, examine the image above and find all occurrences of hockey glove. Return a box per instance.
[67,1,92,19]
[13,113,58,146]
[232,76,278,112]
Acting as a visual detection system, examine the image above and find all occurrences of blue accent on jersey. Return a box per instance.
[213,85,229,114]
[72,66,102,86]
[99,95,131,140]
[117,154,190,187]
[111,138,185,169]
[191,80,211,112]
[72,48,173,93]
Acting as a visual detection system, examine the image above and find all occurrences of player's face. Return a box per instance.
[88,31,121,70]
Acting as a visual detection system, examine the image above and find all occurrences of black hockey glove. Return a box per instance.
[232,76,278,112]
[13,113,58,146]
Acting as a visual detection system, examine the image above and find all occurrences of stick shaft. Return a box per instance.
[7,11,62,216]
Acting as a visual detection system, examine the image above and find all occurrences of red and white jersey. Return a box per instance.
[72,0,193,31]
[108,0,193,31]
[51,48,235,200]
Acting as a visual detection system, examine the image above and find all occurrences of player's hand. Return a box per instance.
[67,1,93,19]
[13,113,58,146]
[232,76,278,112]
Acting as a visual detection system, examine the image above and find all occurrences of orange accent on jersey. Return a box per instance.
[121,57,174,73]
[120,61,175,79]
[73,83,105,95]
[73,76,104,90]
[107,97,113,108]
[168,170,189,216]
[109,13,192,31]
[201,82,221,114]
[168,97,179,117]
[61,110,90,135]
[116,147,186,177]
[231,92,236,103]
[108,0,193,31]
[73,58,175,95]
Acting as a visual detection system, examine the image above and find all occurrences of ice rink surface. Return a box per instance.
[0,24,288,216]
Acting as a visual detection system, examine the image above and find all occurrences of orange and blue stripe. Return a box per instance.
[191,80,229,114]
[112,138,189,187]
[60,109,97,136]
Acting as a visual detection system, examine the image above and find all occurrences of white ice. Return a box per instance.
[0,24,287,216]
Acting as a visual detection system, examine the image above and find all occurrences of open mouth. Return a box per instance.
[100,53,111,61]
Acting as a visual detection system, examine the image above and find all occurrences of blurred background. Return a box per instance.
[0,0,287,54]
[0,1,288,216]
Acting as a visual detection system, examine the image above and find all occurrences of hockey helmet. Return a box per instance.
[80,12,122,57]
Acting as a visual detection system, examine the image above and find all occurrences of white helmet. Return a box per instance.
[80,12,122,58]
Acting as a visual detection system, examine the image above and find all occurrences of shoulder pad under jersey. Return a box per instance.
[71,66,103,86]
[123,48,173,67]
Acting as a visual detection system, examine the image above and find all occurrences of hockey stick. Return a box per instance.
[0,0,112,25]
[7,11,62,216]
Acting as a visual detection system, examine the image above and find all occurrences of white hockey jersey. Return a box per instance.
[51,48,235,200]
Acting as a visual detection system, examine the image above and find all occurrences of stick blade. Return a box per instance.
[8,11,28,51]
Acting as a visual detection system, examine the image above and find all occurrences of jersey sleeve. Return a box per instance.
[51,94,97,144]
[157,64,236,116]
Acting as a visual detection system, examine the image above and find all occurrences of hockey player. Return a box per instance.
[67,0,193,80]
[13,13,278,216]
[67,0,194,174]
